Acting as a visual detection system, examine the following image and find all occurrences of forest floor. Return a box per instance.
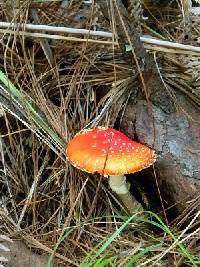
[0,1,199,266]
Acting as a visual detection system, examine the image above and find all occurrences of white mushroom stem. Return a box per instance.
[109,175,143,213]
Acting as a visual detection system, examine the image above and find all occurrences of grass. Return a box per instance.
[0,1,200,266]
[46,212,199,267]
[83,212,199,266]
[0,70,65,154]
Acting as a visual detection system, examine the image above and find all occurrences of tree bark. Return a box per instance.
[97,0,200,214]
[120,93,200,213]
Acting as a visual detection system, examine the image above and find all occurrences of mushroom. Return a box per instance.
[66,127,156,213]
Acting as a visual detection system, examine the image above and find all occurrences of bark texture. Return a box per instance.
[121,92,200,213]
[97,0,200,213]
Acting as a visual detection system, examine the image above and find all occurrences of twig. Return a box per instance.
[0,29,116,45]
[140,36,200,53]
[0,22,113,38]
[1,22,200,54]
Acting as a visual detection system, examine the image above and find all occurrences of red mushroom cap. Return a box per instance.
[66,127,156,176]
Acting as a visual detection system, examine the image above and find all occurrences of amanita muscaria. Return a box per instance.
[66,127,156,213]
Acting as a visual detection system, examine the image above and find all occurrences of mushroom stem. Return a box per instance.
[109,175,143,213]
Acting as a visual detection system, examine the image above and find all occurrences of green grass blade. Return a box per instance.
[143,212,198,266]
[124,243,164,267]
[80,213,140,267]
[0,70,65,152]
[95,214,137,258]
[93,256,118,267]
[47,228,74,267]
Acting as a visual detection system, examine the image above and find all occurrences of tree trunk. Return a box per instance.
[120,92,200,214]
[97,0,200,214]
